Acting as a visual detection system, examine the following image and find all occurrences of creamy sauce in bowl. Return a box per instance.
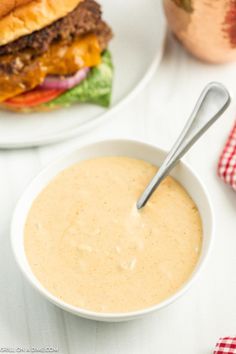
[24,157,202,313]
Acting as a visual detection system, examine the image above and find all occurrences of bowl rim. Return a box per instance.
[11,138,214,321]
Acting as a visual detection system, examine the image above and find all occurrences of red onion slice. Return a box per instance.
[40,67,90,90]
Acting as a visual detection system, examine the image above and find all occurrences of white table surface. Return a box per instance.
[1,33,236,354]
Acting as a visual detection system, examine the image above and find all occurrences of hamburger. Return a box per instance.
[0,0,113,112]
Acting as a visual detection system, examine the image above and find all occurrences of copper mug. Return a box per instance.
[163,0,236,63]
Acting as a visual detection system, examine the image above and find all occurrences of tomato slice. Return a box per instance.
[4,88,64,108]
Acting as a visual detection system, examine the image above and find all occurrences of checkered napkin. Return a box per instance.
[214,337,236,354]
[218,122,236,190]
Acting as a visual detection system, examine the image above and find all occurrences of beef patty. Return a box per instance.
[0,0,112,63]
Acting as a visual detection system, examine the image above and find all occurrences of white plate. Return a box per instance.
[0,0,166,148]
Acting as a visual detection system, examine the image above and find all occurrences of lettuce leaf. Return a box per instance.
[45,50,113,109]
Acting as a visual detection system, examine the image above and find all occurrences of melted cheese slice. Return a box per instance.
[0,34,101,102]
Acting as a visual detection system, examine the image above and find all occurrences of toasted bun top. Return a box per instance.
[0,0,32,19]
[0,0,83,46]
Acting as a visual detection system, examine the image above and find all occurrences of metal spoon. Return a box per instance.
[137,82,231,209]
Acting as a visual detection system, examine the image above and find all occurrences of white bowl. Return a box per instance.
[11,140,214,322]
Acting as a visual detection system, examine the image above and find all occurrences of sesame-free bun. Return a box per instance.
[0,0,83,46]
[0,0,32,19]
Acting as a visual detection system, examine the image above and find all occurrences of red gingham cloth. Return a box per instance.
[214,337,236,354]
[218,122,236,190]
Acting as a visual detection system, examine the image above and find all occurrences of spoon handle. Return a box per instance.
[137,82,231,209]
